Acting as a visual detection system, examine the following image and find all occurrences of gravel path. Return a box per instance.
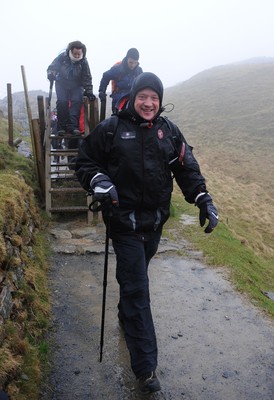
[40,218,274,400]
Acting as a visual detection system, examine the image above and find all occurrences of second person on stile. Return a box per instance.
[98,48,143,113]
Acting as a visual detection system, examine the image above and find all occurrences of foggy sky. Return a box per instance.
[1,0,274,99]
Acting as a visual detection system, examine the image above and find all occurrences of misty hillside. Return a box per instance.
[163,61,274,257]
[0,90,54,113]
[164,61,274,190]
[0,60,273,257]
[164,61,274,195]
[0,90,57,129]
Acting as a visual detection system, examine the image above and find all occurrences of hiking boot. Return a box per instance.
[137,371,161,395]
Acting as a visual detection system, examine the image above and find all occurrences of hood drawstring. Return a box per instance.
[140,121,153,128]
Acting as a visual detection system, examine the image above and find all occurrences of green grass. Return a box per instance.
[0,138,37,187]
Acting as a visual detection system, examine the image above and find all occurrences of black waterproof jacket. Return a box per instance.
[75,112,207,239]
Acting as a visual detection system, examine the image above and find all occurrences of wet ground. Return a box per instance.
[40,218,274,400]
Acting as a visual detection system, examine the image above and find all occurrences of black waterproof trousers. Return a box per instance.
[55,80,84,132]
[112,233,161,378]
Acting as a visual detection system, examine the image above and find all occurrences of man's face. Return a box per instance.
[134,89,160,121]
[127,57,139,70]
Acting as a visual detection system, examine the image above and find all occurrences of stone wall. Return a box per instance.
[0,174,40,333]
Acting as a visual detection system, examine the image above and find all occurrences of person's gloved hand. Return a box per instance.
[99,91,107,102]
[91,173,119,206]
[84,90,96,102]
[88,93,96,101]
[47,70,56,83]
[195,193,218,233]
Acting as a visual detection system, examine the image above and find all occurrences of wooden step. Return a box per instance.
[49,133,83,139]
[49,172,76,178]
[49,187,85,193]
[44,98,98,220]
[49,206,88,213]
[50,178,78,183]
[50,150,78,156]
[49,164,75,170]
[50,162,76,168]
[51,147,78,152]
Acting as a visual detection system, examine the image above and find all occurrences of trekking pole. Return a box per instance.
[88,198,111,362]
[48,80,53,107]
[99,212,110,362]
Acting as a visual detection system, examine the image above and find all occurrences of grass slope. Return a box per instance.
[164,61,274,260]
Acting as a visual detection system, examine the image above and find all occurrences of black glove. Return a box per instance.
[91,173,119,206]
[196,193,218,233]
[47,70,56,83]
[99,91,107,102]
[89,93,96,102]
[84,90,96,102]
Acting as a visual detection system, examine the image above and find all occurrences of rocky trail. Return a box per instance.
[40,217,274,400]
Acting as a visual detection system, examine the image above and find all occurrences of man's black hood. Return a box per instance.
[129,72,163,106]
[127,72,164,122]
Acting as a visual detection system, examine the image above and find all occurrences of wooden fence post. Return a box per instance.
[32,119,45,199]
[37,95,46,151]
[7,84,13,146]
[89,98,99,131]
[21,66,37,172]
[84,97,90,137]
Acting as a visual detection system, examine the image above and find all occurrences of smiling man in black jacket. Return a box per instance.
[75,72,218,394]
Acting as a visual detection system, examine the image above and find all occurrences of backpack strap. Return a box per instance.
[160,116,186,163]
[105,115,119,153]
[161,115,172,131]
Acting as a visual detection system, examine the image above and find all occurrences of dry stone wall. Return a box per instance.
[0,175,40,330]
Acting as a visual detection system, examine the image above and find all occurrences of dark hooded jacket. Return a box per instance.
[99,57,143,99]
[76,72,207,239]
[47,41,93,91]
